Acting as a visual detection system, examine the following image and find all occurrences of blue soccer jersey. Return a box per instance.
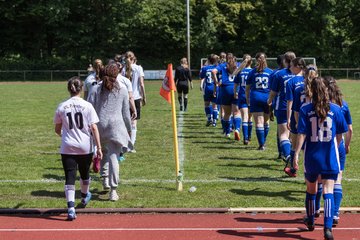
[298,103,348,175]
[285,76,304,102]
[235,67,252,107]
[292,84,306,112]
[271,68,295,111]
[341,100,352,125]
[200,64,217,102]
[215,63,236,86]
[247,67,273,113]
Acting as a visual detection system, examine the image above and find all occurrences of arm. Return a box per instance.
[286,100,293,130]
[294,111,299,129]
[200,78,204,91]
[234,83,239,99]
[345,124,353,153]
[293,133,306,170]
[188,69,193,89]
[212,69,219,97]
[128,91,137,120]
[55,123,62,136]
[90,123,103,160]
[139,76,146,106]
[245,85,251,106]
[267,90,277,106]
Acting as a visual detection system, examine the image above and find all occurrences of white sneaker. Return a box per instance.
[129,149,137,153]
[109,189,119,201]
[102,176,110,191]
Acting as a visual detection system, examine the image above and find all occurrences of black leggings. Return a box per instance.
[61,154,92,185]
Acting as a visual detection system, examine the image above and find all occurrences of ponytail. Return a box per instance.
[102,64,120,92]
[67,76,83,95]
[310,77,329,122]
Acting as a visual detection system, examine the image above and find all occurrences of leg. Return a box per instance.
[253,112,265,150]
[232,104,241,141]
[61,154,78,220]
[77,153,92,206]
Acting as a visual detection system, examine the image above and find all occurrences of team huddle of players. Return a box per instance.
[199,51,353,240]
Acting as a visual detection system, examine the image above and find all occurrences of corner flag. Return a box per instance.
[160,64,176,103]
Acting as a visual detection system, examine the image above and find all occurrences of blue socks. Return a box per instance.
[248,121,253,139]
[224,120,231,135]
[242,122,249,141]
[280,140,291,158]
[323,193,334,229]
[316,183,323,212]
[256,127,265,146]
[205,106,213,122]
[333,184,342,218]
[306,192,316,224]
[234,116,242,132]
[264,123,269,141]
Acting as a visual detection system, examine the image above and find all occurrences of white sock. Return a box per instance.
[64,185,75,203]
[131,126,137,145]
[80,178,90,196]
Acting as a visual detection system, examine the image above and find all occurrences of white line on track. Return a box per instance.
[1,227,360,232]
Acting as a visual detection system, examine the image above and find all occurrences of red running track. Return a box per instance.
[1,213,360,240]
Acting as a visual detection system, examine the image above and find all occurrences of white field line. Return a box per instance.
[178,111,185,172]
[1,177,360,184]
[1,227,360,232]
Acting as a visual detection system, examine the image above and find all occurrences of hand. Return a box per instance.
[190,82,193,89]
[286,121,291,131]
[267,99,272,106]
[131,112,137,121]
[346,145,350,154]
[142,97,146,106]
[293,154,299,170]
[96,148,103,160]
[234,92,238,99]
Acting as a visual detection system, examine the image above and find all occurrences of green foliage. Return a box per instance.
[0,80,359,209]
[1,0,360,69]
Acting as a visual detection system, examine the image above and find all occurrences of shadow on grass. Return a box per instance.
[217,163,280,172]
[229,187,303,201]
[217,229,312,240]
[218,156,276,161]
[220,176,304,185]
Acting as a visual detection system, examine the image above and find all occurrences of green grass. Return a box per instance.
[0,80,359,209]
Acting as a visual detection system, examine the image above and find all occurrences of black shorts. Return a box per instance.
[61,153,92,185]
[134,99,141,120]
[176,82,189,95]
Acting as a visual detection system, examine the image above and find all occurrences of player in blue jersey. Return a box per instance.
[246,52,273,150]
[234,54,253,144]
[313,76,353,226]
[200,54,219,126]
[283,57,306,177]
[293,77,348,240]
[267,52,296,161]
[212,53,247,139]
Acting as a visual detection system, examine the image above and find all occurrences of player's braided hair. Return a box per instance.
[102,64,120,92]
[311,77,329,123]
[67,76,83,95]
[324,76,343,107]
[304,64,318,99]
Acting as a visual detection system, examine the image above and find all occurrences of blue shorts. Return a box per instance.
[216,86,221,105]
[203,88,216,102]
[237,94,248,109]
[338,140,346,171]
[275,110,287,124]
[305,173,338,183]
[250,92,270,114]
[220,84,237,106]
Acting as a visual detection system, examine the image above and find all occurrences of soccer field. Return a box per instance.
[0,80,359,209]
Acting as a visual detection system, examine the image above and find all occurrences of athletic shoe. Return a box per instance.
[324,228,334,240]
[257,145,265,151]
[303,217,315,231]
[225,133,231,139]
[243,139,249,145]
[92,156,100,173]
[67,208,77,221]
[333,216,339,226]
[277,153,285,161]
[234,130,240,141]
[284,167,297,177]
[118,155,125,162]
[206,120,212,127]
[102,177,110,191]
[109,189,119,201]
[129,149,136,153]
[315,210,320,218]
[81,192,92,207]
[180,106,183,111]
[212,121,217,127]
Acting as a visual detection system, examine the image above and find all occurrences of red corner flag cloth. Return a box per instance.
[160,63,176,103]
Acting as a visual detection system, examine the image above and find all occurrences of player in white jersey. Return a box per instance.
[83,59,104,100]
[54,77,102,221]
[123,51,146,152]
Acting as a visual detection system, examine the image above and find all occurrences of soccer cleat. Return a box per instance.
[109,189,119,201]
[284,167,297,177]
[333,216,339,226]
[212,121,217,127]
[81,192,92,207]
[206,120,212,127]
[303,217,315,231]
[243,139,249,145]
[67,208,77,221]
[315,210,320,218]
[257,145,265,151]
[277,153,286,161]
[324,228,334,240]
[118,155,125,162]
[129,149,136,153]
[225,133,231,139]
[234,130,240,141]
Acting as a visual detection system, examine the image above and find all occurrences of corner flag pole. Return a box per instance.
[169,66,182,191]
